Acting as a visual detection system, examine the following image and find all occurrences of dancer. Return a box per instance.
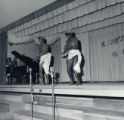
[63,32,82,85]
[38,37,52,85]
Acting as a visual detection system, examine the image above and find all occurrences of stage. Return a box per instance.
[0,83,124,120]
[0,83,124,98]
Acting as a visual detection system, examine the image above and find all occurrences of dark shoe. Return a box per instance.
[70,81,76,85]
[76,81,82,85]
[39,78,45,85]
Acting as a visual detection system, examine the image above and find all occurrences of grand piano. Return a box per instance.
[6,51,39,84]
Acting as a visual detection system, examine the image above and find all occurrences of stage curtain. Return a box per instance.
[8,33,36,45]
[50,38,62,82]
[113,4,121,17]
[0,32,7,84]
[97,0,106,10]
[77,32,91,81]
[89,23,124,81]
[106,0,116,6]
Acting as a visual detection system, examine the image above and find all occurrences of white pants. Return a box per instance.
[39,53,51,75]
[68,49,82,73]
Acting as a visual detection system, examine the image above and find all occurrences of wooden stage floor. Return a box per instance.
[0,83,124,98]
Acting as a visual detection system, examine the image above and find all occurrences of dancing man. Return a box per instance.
[38,37,52,85]
[63,32,82,85]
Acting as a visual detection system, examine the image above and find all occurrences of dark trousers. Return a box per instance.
[67,56,82,84]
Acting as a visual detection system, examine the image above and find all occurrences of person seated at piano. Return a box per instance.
[38,37,52,85]
[12,56,18,67]
[6,57,12,84]
[6,57,17,85]
[11,57,19,84]
[6,57,12,67]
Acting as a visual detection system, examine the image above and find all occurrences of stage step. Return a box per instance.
[0,99,23,112]
[0,102,10,112]
[22,95,124,113]
[14,110,77,120]
[83,113,124,120]
[24,103,82,120]
[14,106,124,120]
[21,94,124,120]
[22,102,124,120]
[0,112,13,120]
[93,98,124,112]
[56,105,124,120]
[22,94,94,107]
[0,93,22,102]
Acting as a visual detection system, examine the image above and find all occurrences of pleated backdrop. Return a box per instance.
[89,23,124,81]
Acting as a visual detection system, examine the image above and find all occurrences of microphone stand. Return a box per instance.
[50,68,55,120]
[29,67,55,120]
[29,68,33,120]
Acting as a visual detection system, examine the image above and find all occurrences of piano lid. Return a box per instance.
[11,51,39,70]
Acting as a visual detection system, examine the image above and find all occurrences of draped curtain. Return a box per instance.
[0,32,7,84]
[50,38,62,82]
[89,23,124,81]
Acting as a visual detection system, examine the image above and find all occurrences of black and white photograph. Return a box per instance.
[0,0,124,120]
